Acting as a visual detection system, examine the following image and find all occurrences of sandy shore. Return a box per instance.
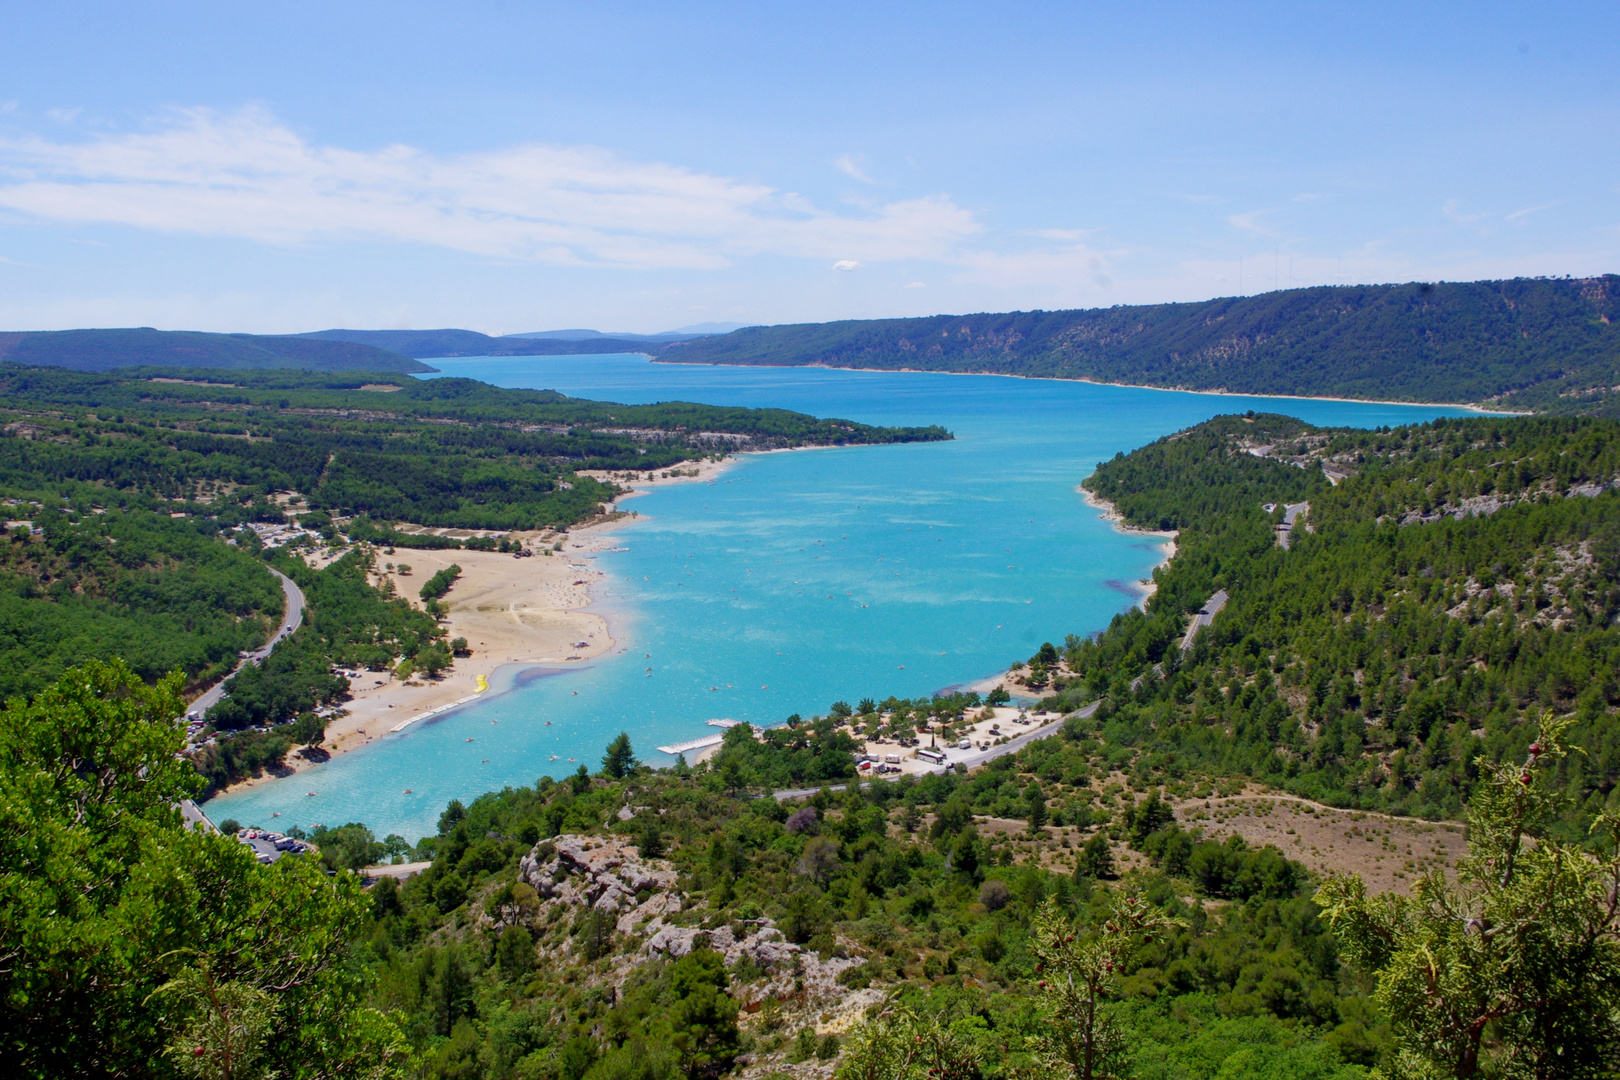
[215,459,742,794]
[652,358,1517,415]
[1079,486,1177,603]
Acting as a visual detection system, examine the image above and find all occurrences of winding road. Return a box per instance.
[185,568,306,719]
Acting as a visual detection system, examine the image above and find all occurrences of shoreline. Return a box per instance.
[1078,485,1178,604]
[912,482,1182,710]
[209,444,1176,800]
[207,450,808,798]
[647,357,1518,415]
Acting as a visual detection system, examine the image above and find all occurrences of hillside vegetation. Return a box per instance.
[5,409,1619,1079]
[1050,412,1620,827]
[655,277,1620,415]
[0,326,431,373]
[0,364,945,784]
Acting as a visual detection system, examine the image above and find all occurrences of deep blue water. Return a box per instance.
[209,356,1476,838]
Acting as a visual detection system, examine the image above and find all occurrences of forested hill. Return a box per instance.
[0,327,431,373]
[300,327,673,358]
[655,276,1620,416]
[1044,411,1620,826]
[0,364,945,706]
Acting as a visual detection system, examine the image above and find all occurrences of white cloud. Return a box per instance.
[1505,201,1557,222]
[1226,209,1282,238]
[833,260,860,271]
[833,154,877,184]
[904,281,927,288]
[0,107,981,270]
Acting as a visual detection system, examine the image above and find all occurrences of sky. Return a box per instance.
[0,1,1616,335]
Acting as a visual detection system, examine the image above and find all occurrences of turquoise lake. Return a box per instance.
[209,356,1476,839]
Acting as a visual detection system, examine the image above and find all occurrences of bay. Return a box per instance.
[209,356,1476,838]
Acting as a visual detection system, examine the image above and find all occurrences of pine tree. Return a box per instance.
[602,732,638,778]
[1316,711,1620,1078]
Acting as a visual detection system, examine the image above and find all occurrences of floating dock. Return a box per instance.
[656,734,725,756]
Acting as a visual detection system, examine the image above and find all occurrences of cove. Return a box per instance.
[209,356,1478,839]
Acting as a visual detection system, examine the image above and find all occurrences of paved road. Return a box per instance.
[178,798,218,833]
[1277,502,1309,550]
[1179,589,1229,653]
[186,568,306,719]
[770,701,1100,801]
[361,861,432,881]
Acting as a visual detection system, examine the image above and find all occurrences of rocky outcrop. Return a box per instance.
[643,921,800,968]
[519,834,682,931]
[515,834,865,1004]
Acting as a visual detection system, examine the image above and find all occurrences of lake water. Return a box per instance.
[209,356,1475,838]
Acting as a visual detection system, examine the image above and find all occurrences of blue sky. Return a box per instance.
[0,1,1615,334]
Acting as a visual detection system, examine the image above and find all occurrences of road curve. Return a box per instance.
[185,568,306,719]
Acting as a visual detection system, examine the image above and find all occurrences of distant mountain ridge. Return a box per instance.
[298,328,670,358]
[0,328,430,374]
[653,277,1620,416]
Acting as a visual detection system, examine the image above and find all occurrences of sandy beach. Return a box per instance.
[213,457,739,794]
[212,450,1176,795]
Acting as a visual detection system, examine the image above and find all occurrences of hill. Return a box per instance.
[0,327,431,373]
[5,408,1618,1079]
[655,277,1620,416]
[1049,411,1620,827]
[301,327,672,358]
[0,363,947,781]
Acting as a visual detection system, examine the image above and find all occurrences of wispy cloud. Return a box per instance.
[1442,198,1489,224]
[0,108,981,270]
[1226,209,1286,238]
[1505,201,1557,222]
[833,260,860,271]
[833,154,877,185]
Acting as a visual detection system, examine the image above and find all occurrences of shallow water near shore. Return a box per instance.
[209,356,1475,839]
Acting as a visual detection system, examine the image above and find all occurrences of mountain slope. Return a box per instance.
[656,277,1620,415]
[0,327,431,373]
[1047,412,1620,826]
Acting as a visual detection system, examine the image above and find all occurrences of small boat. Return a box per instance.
[465,738,474,742]
[549,755,558,761]
[402,789,412,794]
[306,791,317,797]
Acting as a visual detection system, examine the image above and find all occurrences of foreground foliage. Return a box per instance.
[1317,712,1620,1078]
[0,660,404,1078]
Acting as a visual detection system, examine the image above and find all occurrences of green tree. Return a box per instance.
[414,643,452,678]
[637,818,665,859]
[1317,711,1620,1078]
[602,732,639,779]
[668,949,740,1079]
[0,659,407,1078]
[1027,783,1049,834]
[836,1003,981,1080]
[1025,894,1176,1080]
[288,710,326,748]
[1076,834,1115,880]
